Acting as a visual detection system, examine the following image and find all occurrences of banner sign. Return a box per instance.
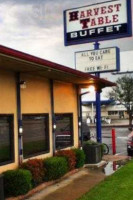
[64,0,132,46]
[75,47,120,73]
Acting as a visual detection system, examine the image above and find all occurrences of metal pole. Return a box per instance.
[112,128,116,155]
[77,86,81,148]
[94,42,102,143]
[79,95,83,148]
[91,102,94,123]
[16,72,23,165]
[50,79,56,155]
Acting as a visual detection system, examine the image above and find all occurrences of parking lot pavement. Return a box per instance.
[90,126,130,155]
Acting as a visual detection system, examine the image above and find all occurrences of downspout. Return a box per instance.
[79,94,83,148]
[77,86,80,147]
[16,72,23,165]
[50,79,56,155]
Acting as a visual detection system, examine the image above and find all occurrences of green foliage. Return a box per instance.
[44,156,68,180]
[4,169,32,197]
[72,148,85,168]
[101,143,105,156]
[78,160,133,200]
[83,140,99,145]
[21,159,45,186]
[108,75,133,128]
[56,149,76,171]
[109,75,133,103]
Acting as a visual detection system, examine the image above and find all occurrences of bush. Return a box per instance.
[4,169,32,197]
[21,159,45,186]
[44,156,68,180]
[101,143,105,156]
[72,148,85,168]
[83,140,99,145]
[56,150,76,171]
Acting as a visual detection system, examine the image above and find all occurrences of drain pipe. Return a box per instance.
[16,72,23,165]
[50,79,56,155]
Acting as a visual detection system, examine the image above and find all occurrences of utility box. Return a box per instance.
[83,143,102,164]
[0,174,4,200]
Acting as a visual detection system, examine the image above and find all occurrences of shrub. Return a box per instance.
[101,143,105,156]
[4,169,32,197]
[56,150,76,171]
[44,156,68,180]
[72,148,85,168]
[83,140,99,145]
[21,159,45,186]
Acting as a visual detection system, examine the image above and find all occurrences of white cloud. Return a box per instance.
[0,0,132,70]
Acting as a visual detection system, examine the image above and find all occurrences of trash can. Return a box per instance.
[0,174,4,200]
[83,143,102,164]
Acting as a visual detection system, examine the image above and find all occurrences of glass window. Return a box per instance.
[108,111,118,115]
[55,114,73,150]
[0,115,14,165]
[23,114,49,158]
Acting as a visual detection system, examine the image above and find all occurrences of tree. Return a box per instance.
[108,74,133,130]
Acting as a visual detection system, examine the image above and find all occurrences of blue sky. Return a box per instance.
[0,0,133,85]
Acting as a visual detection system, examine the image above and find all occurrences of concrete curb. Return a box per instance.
[84,160,107,168]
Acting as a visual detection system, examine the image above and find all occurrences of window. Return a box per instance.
[108,111,118,115]
[55,113,73,150]
[23,114,49,158]
[0,115,14,165]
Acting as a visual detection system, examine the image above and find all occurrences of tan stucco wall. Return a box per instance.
[0,70,18,173]
[21,74,53,160]
[0,72,79,173]
[54,81,79,148]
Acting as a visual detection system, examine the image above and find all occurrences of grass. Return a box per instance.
[78,160,133,200]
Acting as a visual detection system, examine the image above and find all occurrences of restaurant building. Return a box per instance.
[0,45,115,173]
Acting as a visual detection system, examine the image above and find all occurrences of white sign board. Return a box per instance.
[64,0,132,45]
[75,47,120,73]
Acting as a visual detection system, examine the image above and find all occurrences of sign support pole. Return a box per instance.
[94,42,102,143]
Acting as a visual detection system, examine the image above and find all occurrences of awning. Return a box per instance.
[0,45,116,90]
[83,100,115,106]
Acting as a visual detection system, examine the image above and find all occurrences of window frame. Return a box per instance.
[22,113,50,159]
[55,113,74,150]
[0,114,14,166]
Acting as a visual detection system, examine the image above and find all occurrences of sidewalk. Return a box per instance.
[26,168,105,200]
[24,155,130,200]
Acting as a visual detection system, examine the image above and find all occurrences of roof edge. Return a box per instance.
[0,45,116,87]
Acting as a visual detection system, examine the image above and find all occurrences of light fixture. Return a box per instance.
[53,124,56,130]
[20,80,26,89]
[19,127,23,134]
[88,85,95,93]
[78,121,81,127]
